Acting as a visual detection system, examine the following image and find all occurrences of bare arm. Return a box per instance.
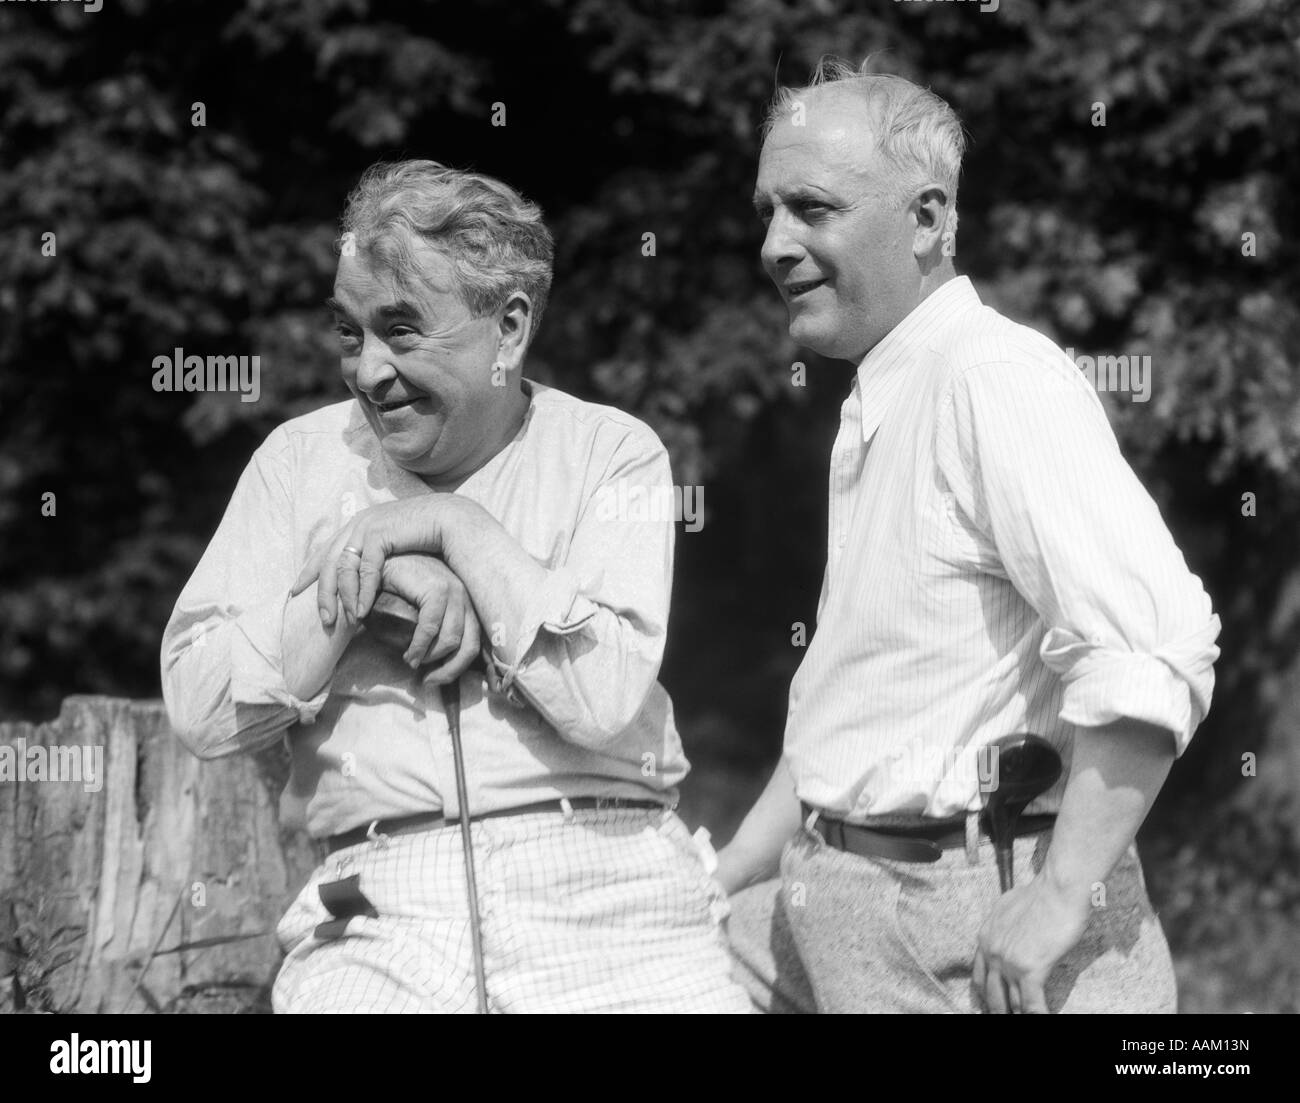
[1043,719,1173,903]
[715,756,804,894]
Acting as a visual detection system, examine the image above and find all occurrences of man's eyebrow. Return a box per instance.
[376,300,424,320]
[325,297,425,321]
[753,185,833,211]
[786,185,832,202]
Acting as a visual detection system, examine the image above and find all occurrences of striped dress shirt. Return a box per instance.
[161,381,688,838]
[784,276,1220,821]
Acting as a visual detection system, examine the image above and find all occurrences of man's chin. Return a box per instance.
[377,430,438,473]
[788,318,838,360]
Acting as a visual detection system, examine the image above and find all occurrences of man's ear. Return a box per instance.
[910,183,951,261]
[495,291,534,371]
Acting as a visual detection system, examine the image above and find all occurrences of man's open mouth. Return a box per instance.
[787,279,827,299]
[373,396,421,413]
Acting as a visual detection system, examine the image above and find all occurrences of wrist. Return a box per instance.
[435,495,485,569]
[1040,849,1102,908]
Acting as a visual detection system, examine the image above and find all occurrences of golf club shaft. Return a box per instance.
[995,846,1014,892]
[443,679,489,1014]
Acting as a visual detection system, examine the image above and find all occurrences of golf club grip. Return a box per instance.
[366,592,489,680]
[441,678,461,725]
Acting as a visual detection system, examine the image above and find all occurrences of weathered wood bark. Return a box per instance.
[0,696,321,1013]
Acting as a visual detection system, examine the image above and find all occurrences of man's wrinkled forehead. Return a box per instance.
[758,90,880,189]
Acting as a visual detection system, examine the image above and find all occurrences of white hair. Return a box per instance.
[763,57,967,239]
[339,160,555,341]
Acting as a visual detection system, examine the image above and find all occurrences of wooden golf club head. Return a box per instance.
[983,733,1063,891]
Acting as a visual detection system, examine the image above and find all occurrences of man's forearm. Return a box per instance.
[716,756,804,893]
[440,500,548,665]
[1042,718,1175,903]
[282,586,361,701]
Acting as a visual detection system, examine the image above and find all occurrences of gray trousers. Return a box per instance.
[727,825,1176,1013]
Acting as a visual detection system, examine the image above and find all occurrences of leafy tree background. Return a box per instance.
[1,0,1297,1010]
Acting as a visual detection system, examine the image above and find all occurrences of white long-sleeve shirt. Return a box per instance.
[161,381,688,838]
[784,276,1220,820]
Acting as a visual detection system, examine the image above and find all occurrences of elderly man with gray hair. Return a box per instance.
[161,160,748,1013]
[718,59,1220,1014]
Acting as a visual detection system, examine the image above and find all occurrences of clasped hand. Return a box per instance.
[291,497,480,683]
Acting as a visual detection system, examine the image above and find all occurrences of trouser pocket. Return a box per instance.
[652,812,732,926]
[892,862,994,1013]
[275,869,331,955]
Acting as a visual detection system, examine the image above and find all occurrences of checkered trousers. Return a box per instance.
[273,807,751,1014]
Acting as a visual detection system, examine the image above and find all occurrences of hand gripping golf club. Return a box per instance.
[981,733,1063,892]
[366,592,490,1014]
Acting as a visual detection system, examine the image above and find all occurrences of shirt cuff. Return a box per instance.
[1040,619,1220,755]
[489,566,600,699]
[228,594,331,726]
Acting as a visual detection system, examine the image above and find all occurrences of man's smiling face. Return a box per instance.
[754,89,921,363]
[328,232,509,482]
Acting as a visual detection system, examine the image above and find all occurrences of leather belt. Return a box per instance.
[802,803,1056,864]
[327,797,667,854]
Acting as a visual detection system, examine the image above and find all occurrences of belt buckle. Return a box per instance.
[365,820,391,848]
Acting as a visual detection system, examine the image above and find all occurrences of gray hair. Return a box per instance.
[763,57,967,239]
[339,160,555,341]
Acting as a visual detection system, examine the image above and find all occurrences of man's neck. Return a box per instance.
[853,265,960,366]
[916,260,957,304]
[421,381,532,491]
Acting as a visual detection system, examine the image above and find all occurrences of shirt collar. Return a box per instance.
[852,276,982,442]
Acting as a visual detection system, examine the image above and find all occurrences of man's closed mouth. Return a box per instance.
[787,279,827,299]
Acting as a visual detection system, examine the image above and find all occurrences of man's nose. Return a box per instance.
[760,210,803,278]
[354,333,396,393]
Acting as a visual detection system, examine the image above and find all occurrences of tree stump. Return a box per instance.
[0,696,321,1013]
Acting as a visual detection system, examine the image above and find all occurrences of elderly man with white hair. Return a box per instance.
[718,59,1220,1014]
[162,160,748,1014]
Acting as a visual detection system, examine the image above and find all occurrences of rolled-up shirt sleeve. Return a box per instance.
[161,432,329,759]
[487,435,676,749]
[937,355,1220,754]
